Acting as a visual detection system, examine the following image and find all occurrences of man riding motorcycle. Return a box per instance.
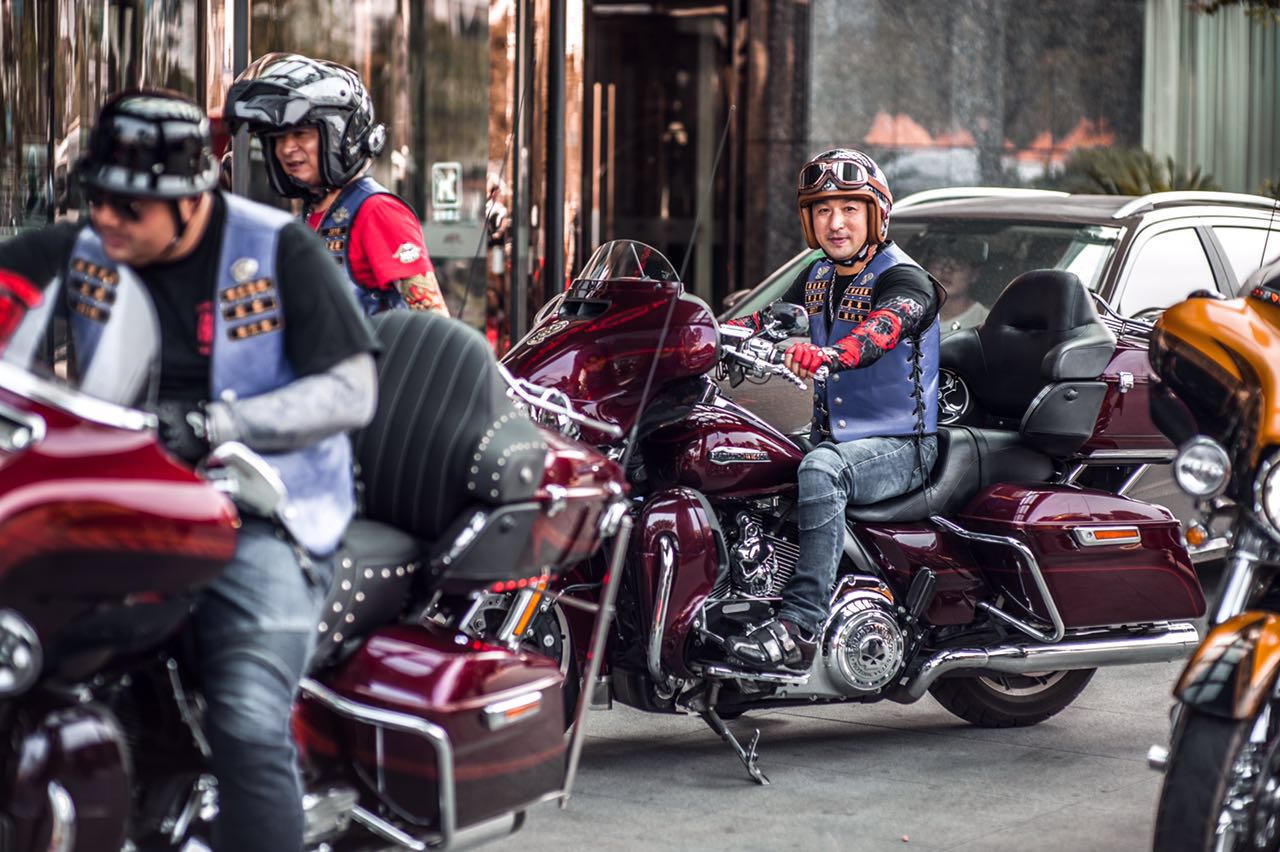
[225,53,449,316]
[0,90,378,852]
[724,148,943,671]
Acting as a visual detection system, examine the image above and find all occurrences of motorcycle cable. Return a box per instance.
[617,104,736,473]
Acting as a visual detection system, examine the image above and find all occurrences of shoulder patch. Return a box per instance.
[394,242,422,264]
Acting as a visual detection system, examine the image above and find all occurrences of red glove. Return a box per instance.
[786,342,834,375]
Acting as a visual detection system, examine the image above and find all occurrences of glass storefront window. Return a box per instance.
[1,0,52,236]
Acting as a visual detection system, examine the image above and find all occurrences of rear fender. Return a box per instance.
[638,488,727,679]
[1175,612,1280,720]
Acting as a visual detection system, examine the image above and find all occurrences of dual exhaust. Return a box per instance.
[901,621,1200,701]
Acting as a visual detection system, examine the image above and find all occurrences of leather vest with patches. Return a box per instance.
[316,176,410,316]
[67,194,356,555]
[804,243,939,443]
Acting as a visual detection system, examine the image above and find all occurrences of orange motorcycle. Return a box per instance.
[1148,264,1280,851]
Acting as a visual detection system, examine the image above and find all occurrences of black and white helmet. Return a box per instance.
[78,90,220,198]
[224,53,386,197]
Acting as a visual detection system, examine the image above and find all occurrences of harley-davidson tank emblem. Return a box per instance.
[709,447,771,466]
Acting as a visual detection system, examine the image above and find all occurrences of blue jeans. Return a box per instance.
[778,435,938,634]
[194,518,335,852]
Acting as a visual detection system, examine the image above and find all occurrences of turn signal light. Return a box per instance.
[1184,522,1209,549]
[0,271,42,354]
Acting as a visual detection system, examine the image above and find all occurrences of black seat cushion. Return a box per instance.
[942,270,1116,421]
[846,427,1054,523]
[311,518,422,669]
[353,311,546,544]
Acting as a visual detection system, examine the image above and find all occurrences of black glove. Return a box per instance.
[155,399,210,465]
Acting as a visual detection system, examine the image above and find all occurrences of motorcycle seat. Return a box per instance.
[311,518,422,670]
[844,426,1053,523]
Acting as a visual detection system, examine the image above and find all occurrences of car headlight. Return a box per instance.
[0,609,41,696]
[1173,437,1231,498]
[1255,450,1280,539]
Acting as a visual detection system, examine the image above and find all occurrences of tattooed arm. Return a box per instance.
[396,270,450,315]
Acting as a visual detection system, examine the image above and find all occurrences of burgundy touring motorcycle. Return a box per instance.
[0,274,629,849]
[499,239,1205,784]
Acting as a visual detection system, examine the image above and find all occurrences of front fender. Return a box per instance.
[1175,612,1280,720]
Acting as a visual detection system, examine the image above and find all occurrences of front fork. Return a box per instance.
[1151,522,1279,771]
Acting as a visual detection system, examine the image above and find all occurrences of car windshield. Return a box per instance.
[894,220,1121,308]
[722,220,1122,321]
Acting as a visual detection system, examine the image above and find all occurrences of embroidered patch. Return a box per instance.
[321,227,346,238]
[220,278,273,303]
[230,257,260,284]
[331,206,351,224]
[326,238,346,253]
[70,278,117,305]
[222,296,279,321]
[393,243,422,264]
[70,259,120,285]
[72,301,108,322]
[227,316,282,340]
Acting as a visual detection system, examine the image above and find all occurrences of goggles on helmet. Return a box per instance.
[798,159,871,193]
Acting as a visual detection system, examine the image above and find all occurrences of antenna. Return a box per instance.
[618,105,736,472]
[1259,188,1279,287]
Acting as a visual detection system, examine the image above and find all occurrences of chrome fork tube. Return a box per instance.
[1213,525,1268,626]
[647,534,676,685]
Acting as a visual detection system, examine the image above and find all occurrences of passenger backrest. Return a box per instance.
[353,311,546,544]
[943,269,1116,420]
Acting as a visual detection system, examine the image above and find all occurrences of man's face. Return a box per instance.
[932,255,980,297]
[811,197,870,263]
[273,126,323,187]
[88,191,182,266]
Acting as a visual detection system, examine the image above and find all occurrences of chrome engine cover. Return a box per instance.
[774,584,905,701]
[823,591,905,694]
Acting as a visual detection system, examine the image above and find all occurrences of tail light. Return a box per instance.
[0,270,43,354]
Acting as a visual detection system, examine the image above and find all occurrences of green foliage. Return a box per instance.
[1054,147,1220,195]
[1189,0,1280,24]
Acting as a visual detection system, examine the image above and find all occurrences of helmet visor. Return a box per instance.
[799,159,870,192]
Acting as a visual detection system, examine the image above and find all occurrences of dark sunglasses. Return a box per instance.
[86,188,146,223]
[798,159,871,192]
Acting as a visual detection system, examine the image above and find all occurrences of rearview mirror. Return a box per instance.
[202,441,288,517]
[762,302,808,340]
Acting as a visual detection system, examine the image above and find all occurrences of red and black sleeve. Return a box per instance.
[827,266,937,371]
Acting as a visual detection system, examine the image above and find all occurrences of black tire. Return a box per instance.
[928,669,1096,728]
[1153,709,1248,852]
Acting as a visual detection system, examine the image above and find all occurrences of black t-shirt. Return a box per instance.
[0,193,377,406]
[781,248,941,334]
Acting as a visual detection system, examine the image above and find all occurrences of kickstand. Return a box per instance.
[700,706,770,785]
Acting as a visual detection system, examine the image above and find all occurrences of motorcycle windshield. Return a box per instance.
[0,272,162,415]
[577,240,680,283]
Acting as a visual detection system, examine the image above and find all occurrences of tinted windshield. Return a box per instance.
[577,240,680,283]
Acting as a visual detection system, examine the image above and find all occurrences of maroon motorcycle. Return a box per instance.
[0,275,628,849]
[498,239,1205,784]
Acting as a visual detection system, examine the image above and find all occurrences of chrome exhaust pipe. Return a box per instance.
[902,621,1200,701]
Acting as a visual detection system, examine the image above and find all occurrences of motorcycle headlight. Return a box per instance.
[0,609,42,697]
[1255,451,1280,539]
[1173,437,1232,498]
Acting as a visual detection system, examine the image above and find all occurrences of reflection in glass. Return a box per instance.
[0,0,51,236]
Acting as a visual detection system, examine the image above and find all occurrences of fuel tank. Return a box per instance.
[643,397,803,497]
[0,374,238,683]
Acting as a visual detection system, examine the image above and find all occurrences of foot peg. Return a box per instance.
[701,709,769,785]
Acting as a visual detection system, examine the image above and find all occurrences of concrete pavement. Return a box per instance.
[493,661,1182,851]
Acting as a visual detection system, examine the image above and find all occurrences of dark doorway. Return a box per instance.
[582,1,739,308]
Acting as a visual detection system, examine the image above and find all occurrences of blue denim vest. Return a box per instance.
[316,177,410,316]
[804,243,939,443]
[68,194,356,555]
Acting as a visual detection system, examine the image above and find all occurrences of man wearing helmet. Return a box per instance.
[724,149,943,671]
[0,90,378,851]
[225,53,448,316]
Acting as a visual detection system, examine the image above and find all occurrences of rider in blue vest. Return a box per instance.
[225,54,450,316]
[0,90,378,851]
[725,149,944,671]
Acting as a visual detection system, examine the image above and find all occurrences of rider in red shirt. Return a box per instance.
[227,54,449,316]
